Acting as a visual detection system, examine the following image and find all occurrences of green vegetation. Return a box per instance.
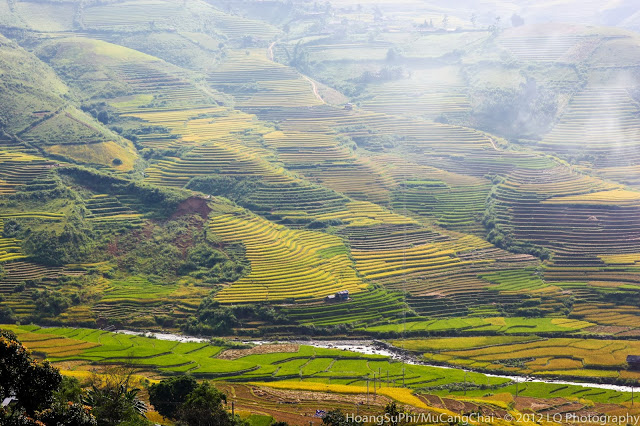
[1,2,640,421]
[0,329,97,425]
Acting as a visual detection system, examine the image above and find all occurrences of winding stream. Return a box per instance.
[115,330,637,394]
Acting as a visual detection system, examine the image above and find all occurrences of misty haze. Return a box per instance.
[1,1,640,425]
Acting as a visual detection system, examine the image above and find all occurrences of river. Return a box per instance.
[115,329,638,394]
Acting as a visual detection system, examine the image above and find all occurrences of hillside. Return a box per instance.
[1,1,640,424]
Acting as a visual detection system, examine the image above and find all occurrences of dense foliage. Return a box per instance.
[150,378,246,426]
[182,296,290,336]
[110,215,248,282]
[0,329,95,425]
[59,166,190,218]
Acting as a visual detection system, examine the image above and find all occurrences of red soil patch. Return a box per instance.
[171,196,212,220]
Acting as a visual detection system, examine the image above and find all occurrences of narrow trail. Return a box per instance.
[302,75,325,104]
[267,40,324,104]
[267,41,275,61]
[488,135,498,150]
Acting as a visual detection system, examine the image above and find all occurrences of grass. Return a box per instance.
[45,141,138,171]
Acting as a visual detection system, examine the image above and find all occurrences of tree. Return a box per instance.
[442,14,449,29]
[184,297,239,336]
[0,295,15,323]
[32,289,72,317]
[149,376,197,420]
[0,329,96,425]
[470,13,477,28]
[37,402,97,426]
[384,402,401,426]
[54,376,84,404]
[82,366,149,426]
[488,16,502,36]
[23,224,92,266]
[322,409,361,426]
[511,13,524,27]
[96,110,109,124]
[177,382,238,426]
[386,47,402,62]
[0,330,62,416]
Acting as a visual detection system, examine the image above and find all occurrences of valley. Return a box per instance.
[2,0,640,424]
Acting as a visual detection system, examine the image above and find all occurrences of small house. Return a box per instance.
[336,290,349,301]
[627,355,640,370]
[325,290,350,303]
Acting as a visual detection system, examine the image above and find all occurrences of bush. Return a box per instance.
[31,290,72,316]
[23,224,92,266]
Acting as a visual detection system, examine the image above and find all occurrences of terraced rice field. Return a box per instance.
[492,166,640,259]
[391,177,491,234]
[110,62,213,107]
[263,130,353,166]
[207,50,321,108]
[351,233,536,292]
[84,194,144,231]
[145,144,292,187]
[245,181,349,223]
[539,87,640,166]
[208,212,367,303]
[363,317,594,335]
[3,325,509,390]
[570,303,640,328]
[497,34,594,62]
[421,337,640,381]
[360,67,471,120]
[282,286,408,326]
[0,260,85,316]
[120,106,268,150]
[0,219,25,262]
[0,150,54,195]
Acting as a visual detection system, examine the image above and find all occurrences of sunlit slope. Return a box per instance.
[254,104,553,234]
[118,101,411,228]
[0,34,69,135]
[0,0,279,41]
[538,87,640,167]
[495,25,605,63]
[80,0,280,40]
[36,37,220,106]
[0,36,137,170]
[348,226,540,318]
[0,150,54,196]
[207,49,322,108]
[492,166,640,257]
[209,211,367,303]
[0,0,75,31]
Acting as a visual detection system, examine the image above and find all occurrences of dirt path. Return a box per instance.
[302,75,325,104]
[487,135,498,150]
[267,41,275,61]
[267,41,324,104]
